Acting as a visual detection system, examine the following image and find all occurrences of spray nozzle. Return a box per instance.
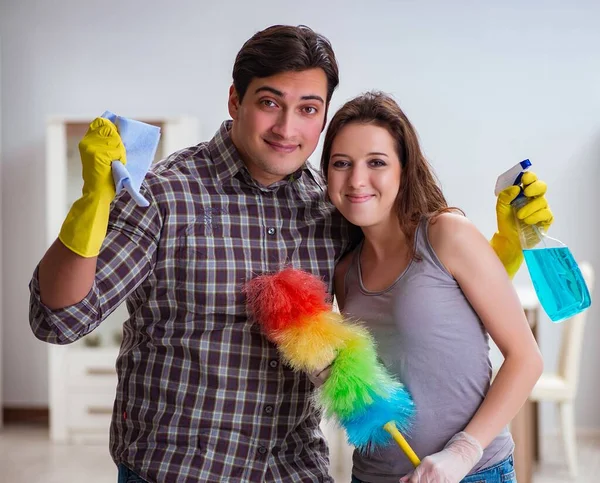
[494,159,532,197]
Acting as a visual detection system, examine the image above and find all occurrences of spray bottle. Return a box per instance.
[495,160,591,322]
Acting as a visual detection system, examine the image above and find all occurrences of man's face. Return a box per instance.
[228,68,328,186]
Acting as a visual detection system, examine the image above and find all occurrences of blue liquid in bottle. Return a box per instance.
[523,247,591,322]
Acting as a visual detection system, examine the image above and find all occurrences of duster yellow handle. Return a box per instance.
[383,421,421,468]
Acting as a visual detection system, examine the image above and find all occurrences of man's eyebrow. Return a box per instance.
[300,95,325,104]
[255,86,284,97]
[255,86,324,104]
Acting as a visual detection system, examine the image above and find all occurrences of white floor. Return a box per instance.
[1,424,599,482]
[0,425,116,483]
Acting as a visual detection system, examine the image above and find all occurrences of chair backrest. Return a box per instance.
[557,261,595,393]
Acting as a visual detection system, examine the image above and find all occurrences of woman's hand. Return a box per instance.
[399,432,483,483]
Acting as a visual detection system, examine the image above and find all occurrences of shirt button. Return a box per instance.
[269,360,279,368]
[264,405,274,414]
[267,227,276,235]
[258,446,268,455]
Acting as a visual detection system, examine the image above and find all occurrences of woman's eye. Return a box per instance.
[369,159,386,167]
[332,160,350,168]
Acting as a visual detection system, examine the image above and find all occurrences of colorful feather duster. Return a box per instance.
[244,267,420,467]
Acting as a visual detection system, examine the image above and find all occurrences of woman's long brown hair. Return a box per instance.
[321,91,459,257]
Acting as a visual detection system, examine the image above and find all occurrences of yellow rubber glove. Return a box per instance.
[58,118,127,257]
[490,171,554,278]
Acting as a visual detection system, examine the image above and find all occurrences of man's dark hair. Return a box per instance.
[232,25,339,105]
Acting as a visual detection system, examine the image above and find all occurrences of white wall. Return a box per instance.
[1,0,599,432]
[0,36,3,428]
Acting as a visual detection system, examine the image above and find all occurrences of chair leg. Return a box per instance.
[559,401,578,478]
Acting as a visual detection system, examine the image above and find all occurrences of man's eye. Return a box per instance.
[262,100,277,108]
[302,106,317,115]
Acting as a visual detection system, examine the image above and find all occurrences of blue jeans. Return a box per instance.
[117,464,148,483]
[352,454,516,482]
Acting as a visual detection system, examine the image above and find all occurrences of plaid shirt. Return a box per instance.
[29,121,354,483]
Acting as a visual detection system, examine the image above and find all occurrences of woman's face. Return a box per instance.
[327,122,401,229]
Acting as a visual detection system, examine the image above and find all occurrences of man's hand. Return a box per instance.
[58,118,127,257]
[307,363,332,388]
[78,117,127,196]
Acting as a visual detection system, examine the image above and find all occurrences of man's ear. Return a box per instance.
[228,84,240,120]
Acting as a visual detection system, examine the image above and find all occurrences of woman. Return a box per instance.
[320,92,544,483]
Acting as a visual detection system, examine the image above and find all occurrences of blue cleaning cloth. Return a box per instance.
[101,110,161,207]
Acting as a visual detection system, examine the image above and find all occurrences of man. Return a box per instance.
[29,25,551,482]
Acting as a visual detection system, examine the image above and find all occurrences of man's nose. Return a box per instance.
[271,110,295,139]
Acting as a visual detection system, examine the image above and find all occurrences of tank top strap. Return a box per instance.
[414,215,455,279]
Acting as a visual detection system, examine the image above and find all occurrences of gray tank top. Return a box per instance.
[344,217,514,482]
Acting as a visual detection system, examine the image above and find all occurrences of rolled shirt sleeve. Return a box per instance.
[29,182,162,345]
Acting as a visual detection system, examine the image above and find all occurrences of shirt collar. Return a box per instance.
[209,120,246,184]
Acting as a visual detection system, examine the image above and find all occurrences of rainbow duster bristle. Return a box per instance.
[245,268,418,459]
[244,267,331,339]
[341,386,415,449]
